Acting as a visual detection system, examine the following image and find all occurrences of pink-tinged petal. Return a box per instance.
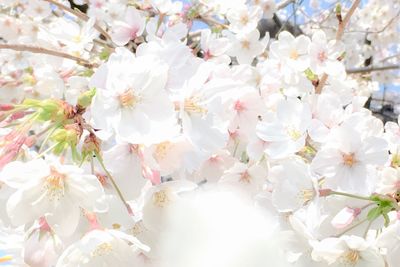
[331,207,359,229]
[142,165,161,185]
[112,25,135,46]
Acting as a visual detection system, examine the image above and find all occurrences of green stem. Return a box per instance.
[363,219,374,238]
[35,142,58,159]
[94,152,130,211]
[38,124,59,153]
[330,190,372,201]
[334,218,368,237]
[79,153,88,167]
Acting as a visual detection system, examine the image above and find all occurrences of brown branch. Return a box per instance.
[0,43,98,68]
[315,0,361,94]
[346,64,400,74]
[335,1,360,40]
[199,16,228,29]
[42,0,115,47]
[277,0,295,10]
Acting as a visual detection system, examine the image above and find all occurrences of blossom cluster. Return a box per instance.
[0,0,400,266]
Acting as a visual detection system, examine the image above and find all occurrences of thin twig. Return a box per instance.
[95,151,131,214]
[42,0,115,47]
[346,64,400,74]
[199,16,228,29]
[315,0,361,94]
[334,218,368,237]
[0,43,98,68]
[277,0,295,10]
[336,1,361,40]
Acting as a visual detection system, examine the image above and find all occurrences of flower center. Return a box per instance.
[317,51,327,63]
[239,171,251,184]
[241,40,250,50]
[44,168,66,201]
[119,89,138,108]
[342,153,357,167]
[91,242,113,257]
[155,141,171,161]
[183,97,207,114]
[263,3,271,11]
[299,189,315,205]
[240,15,249,25]
[341,250,360,265]
[35,6,44,14]
[290,49,299,60]
[131,222,145,236]
[234,100,246,113]
[153,189,170,208]
[73,35,82,43]
[287,126,302,140]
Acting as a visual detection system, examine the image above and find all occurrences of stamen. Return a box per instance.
[342,153,357,167]
[119,89,138,108]
[44,167,66,201]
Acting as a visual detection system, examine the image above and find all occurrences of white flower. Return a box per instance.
[226,88,266,138]
[151,0,182,15]
[311,125,388,193]
[48,17,98,56]
[256,98,312,159]
[23,0,52,20]
[226,5,262,33]
[103,142,148,200]
[141,180,197,232]
[227,29,269,64]
[310,235,385,267]
[219,162,266,195]
[376,220,400,267]
[0,159,105,236]
[56,229,148,267]
[253,0,276,19]
[376,167,400,194]
[270,158,317,212]
[308,30,345,76]
[200,29,231,64]
[111,7,146,46]
[90,48,176,144]
[311,126,389,192]
[270,31,311,72]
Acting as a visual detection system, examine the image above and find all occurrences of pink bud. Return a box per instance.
[142,165,161,185]
[0,104,14,111]
[331,207,359,229]
[318,188,332,197]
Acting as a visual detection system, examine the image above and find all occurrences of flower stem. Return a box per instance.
[334,218,368,237]
[329,190,372,201]
[94,152,130,212]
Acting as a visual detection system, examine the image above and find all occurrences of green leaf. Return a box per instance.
[383,213,390,227]
[99,48,111,61]
[367,207,381,221]
[304,68,318,81]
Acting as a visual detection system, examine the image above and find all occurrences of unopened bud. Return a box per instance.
[51,123,82,155]
[82,133,101,157]
[77,88,96,109]
[22,98,75,123]
[319,189,332,197]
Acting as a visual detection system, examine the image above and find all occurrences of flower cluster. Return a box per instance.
[0,0,400,266]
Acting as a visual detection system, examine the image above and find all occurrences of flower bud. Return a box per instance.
[77,88,96,109]
[82,133,101,157]
[22,99,75,123]
[50,123,82,159]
